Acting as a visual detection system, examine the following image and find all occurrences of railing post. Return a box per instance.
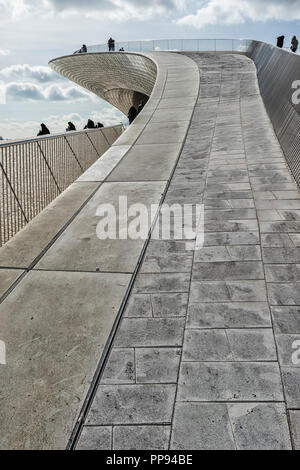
[37,141,61,193]
[63,135,84,172]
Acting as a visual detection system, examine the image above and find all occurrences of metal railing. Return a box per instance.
[0,125,124,246]
[87,38,252,54]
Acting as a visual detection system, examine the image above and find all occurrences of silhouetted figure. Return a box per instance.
[128,106,137,124]
[277,36,285,48]
[84,119,95,129]
[291,36,299,53]
[74,44,87,54]
[66,122,76,132]
[96,122,104,128]
[119,47,124,52]
[108,38,115,52]
[138,101,145,114]
[37,123,50,136]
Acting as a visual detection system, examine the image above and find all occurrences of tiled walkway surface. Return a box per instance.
[77,53,300,450]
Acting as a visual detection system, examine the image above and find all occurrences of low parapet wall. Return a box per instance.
[248,41,300,185]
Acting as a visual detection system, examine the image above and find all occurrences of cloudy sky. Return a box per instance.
[0,0,299,139]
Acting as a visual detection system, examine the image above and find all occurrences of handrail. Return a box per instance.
[0,124,124,147]
[87,38,253,53]
[0,124,124,246]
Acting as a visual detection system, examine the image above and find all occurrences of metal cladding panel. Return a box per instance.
[248,41,300,185]
[49,53,157,115]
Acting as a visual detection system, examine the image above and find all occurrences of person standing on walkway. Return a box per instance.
[84,119,96,129]
[291,36,299,53]
[108,38,115,52]
[277,35,285,48]
[66,122,76,132]
[128,106,137,124]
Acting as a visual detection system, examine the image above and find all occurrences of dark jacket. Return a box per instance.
[128,107,137,124]
[277,36,284,48]
[37,124,50,136]
[84,119,95,129]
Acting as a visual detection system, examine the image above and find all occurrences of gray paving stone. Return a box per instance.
[187,302,271,329]
[178,362,283,402]
[289,411,300,450]
[205,209,256,220]
[190,280,267,303]
[268,283,300,306]
[263,247,300,264]
[271,306,300,334]
[228,404,292,450]
[203,232,259,246]
[282,368,300,408]
[183,330,232,361]
[140,253,193,274]
[136,348,181,383]
[276,334,300,367]
[114,318,185,347]
[261,233,295,247]
[266,264,300,282]
[102,349,135,385]
[171,403,235,450]
[77,426,112,450]
[260,221,300,233]
[205,220,259,232]
[194,246,261,262]
[151,293,188,317]
[227,329,277,361]
[87,384,176,425]
[192,262,264,281]
[134,273,190,294]
[113,425,171,450]
[124,294,152,318]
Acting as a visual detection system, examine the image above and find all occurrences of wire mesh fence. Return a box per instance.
[0,125,123,246]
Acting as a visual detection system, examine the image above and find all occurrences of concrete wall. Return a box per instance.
[248,41,300,185]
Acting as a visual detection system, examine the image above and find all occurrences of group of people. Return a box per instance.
[74,39,125,54]
[277,35,299,53]
[37,119,104,136]
[128,101,146,124]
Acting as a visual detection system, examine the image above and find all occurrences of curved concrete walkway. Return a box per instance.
[76,52,300,450]
[0,52,199,449]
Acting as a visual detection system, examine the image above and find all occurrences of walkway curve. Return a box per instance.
[0,52,199,449]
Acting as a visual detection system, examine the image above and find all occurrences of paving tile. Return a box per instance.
[113,426,171,450]
[124,294,152,318]
[102,349,135,385]
[228,404,291,450]
[194,246,261,262]
[182,330,232,361]
[261,234,295,247]
[268,283,300,306]
[192,262,264,281]
[281,368,300,408]
[178,362,283,402]
[136,348,181,383]
[171,403,235,450]
[226,329,277,361]
[151,293,188,317]
[276,334,300,367]
[271,306,300,334]
[265,265,300,282]
[187,302,271,328]
[289,411,300,450]
[87,385,176,425]
[263,247,300,264]
[0,269,24,298]
[205,220,259,232]
[140,253,193,274]
[190,280,267,303]
[77,427,112,450]
[134,273,190,294]
[203,232,259,246]
[114,318,185,347]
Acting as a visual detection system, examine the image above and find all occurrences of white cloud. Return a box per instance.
[0,64,63,83]
[0,49,11,57]
[1,0,186,21]
[0,81,93,102]
[175,0,300,29]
